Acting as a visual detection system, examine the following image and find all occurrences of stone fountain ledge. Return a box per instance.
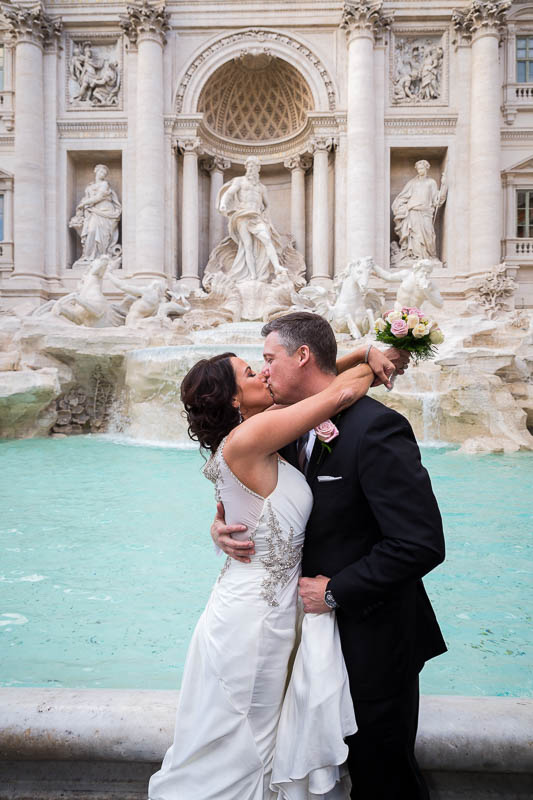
[0,689,532,800]
[0,313,532,453]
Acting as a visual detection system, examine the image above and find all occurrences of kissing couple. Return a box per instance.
[149,312,446,800]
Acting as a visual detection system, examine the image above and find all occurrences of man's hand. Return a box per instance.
[369,346,410,388]
[298,575,331,614]
[210,501,255,563]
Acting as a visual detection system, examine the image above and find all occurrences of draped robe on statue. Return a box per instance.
[392,176,441,261]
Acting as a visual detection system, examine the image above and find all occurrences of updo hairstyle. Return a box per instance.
[180,352,240,453]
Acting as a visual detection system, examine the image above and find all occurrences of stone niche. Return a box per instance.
[196,161,296,281]
[66,150,122,269]
[389,146,448,267]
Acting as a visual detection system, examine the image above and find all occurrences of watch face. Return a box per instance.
[325,590,337,609]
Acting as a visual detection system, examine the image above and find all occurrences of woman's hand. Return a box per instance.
[368,346,410,388]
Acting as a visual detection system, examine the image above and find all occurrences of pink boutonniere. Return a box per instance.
[314,419,340,458]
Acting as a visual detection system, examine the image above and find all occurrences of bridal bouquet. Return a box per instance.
[373,307,444,363]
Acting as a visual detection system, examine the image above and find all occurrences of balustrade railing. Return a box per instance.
[503,238,533,262]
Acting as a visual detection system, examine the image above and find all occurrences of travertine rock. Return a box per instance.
[0,369,60,439]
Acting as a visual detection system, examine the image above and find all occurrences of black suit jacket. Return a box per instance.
[282,396,446,702]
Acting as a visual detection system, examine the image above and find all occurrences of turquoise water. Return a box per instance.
[0,437,532,696]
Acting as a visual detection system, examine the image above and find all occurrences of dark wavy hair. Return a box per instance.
[180,352,240,454]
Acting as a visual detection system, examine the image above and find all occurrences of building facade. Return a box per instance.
[0,0,532,308]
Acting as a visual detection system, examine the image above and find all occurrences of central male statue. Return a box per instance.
[217,156,287,283]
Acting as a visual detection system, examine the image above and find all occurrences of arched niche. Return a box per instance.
[174,28,337,117]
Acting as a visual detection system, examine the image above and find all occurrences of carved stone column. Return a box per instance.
[120,1,169,278]
[453,0,510,271]
[284,155,311,257]
[309,137,336,284]
[2,3,61,281]
[201,156,231,253]
[341,1,391,262]
[178,139,203,287]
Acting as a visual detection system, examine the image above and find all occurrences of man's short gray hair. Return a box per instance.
[261,312,337,374]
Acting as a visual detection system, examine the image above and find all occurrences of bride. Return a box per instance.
[148,344,386,800]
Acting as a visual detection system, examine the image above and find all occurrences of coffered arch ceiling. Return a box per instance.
[198,53,314,143]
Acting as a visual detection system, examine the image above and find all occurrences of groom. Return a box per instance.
[212,312,446,800]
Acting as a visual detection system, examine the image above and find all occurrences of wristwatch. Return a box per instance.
[324,588,338,609]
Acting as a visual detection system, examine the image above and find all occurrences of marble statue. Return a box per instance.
[289,257,383,339]
[70,42,120,106]
[329,257,383,338]
[214,156,287,282]
[37,254,118,327]
[372,258,444,310]
[69,165,122,269]
[202,157,306,322]
[107,272,191,327]
[391,160,447,265]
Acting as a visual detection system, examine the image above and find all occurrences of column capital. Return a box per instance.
[340,1,392,42]
[1,1,62,48]
[177,137,203,156]
[119,1,169,47]
[284,154,313,172]
[308,136,337,155]
[200,155,231,173]
[452,0,510,42]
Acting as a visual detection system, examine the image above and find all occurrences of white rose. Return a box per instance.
[406,314,419,329]
[428,320,438,331]
[429,328,444,344]
[387,310,403,322]
[374,317,387,332]
[412,323,429,339]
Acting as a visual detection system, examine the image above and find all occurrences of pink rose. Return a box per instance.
[408,307,424,319]
[314,420,339,443]
[383,309,394,319]
[390,319,409,337]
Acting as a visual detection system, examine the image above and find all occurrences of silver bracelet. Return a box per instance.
[364,343,373,364]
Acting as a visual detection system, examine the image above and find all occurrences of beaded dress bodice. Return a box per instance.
[203,437,313,607]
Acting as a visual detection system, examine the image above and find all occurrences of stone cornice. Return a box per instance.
[119,0,169,47]
[341,1,392,41]
[57,119,128,138]
[384,115,457,134]
[452,0,511,41]
[1,1,62,48]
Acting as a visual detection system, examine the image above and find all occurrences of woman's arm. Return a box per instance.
[337,345,410,388]
[228,364,373,460]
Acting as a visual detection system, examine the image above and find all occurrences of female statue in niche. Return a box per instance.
[391,159,447,265]
[69,164,122,269]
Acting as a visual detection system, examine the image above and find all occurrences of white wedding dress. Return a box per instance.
[148,438,356,800]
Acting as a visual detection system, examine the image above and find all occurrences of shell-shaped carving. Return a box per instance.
[198,55,314,142]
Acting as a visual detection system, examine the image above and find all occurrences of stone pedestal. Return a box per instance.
[120,1,169,279]
[342,1,391,263]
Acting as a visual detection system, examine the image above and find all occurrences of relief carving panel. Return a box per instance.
[66,36,122,110]
[390,30,448,107]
